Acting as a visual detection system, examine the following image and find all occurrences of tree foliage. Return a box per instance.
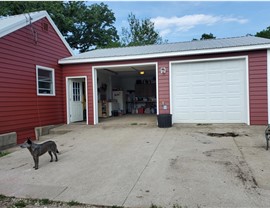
[192,33,216,41]
[255,26,270,39]
[200,33,216,40]
[121,13,164,47]
[0,1,119,52]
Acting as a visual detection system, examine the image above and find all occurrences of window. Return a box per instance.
[36,65,55,96]
[73,82,81,101]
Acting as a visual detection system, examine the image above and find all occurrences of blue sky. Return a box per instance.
[89,1,270,43]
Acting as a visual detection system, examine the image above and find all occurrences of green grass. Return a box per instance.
[67,200,82,206]
[14,200,27,208]
[149,204,188,208]
[0,151,10,157]
[173,204,188,208]
[0,194,188,208]
[39,198,53,205]
[150,204,163,208]
[0,194,7,201]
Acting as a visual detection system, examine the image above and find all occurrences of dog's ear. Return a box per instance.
[27,138,32,144]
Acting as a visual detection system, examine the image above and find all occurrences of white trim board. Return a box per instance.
[93,62,157,69]
[155,63,159,115]
[92,68,98,125]
[267,49,270,124]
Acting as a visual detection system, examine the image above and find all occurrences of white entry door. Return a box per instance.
[69,79,83,122]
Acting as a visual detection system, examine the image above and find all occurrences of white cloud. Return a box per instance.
[159,28,172,37]
[151,14,248,37]
[222,17,248,24]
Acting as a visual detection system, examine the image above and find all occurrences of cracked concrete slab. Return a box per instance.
[1,121,270,207]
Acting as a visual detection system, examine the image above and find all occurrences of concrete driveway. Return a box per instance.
[1,120,270,207]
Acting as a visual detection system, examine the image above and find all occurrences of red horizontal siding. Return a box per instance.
[248,50,268,125]
[76,50,267,125]
[157,61,170,114]
[62,64,93,124]
[0,17,72,143]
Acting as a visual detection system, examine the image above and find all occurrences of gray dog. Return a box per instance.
[20,138,59,170]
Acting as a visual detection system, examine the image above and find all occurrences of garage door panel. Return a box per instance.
[208,72,223,82]
[193,85,207,94]
[209,97,223,107]
[226,85,242,93]
[226,72,241,81]
[209,112,224,120]
[176,87,190,94]
[194,74,207,82]
[174,112,189,120]
[226,112,242,121]
[171,59,247,123]
[193,112,207,120]
[176,100,189,107]
[209,84,223,93]
[193,98,207,106]
[227,97,242,106]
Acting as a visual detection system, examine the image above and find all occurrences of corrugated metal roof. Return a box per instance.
[0,10,73,55]
[0,11,47,38]
[60,36,270,64]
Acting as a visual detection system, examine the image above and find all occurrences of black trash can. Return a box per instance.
[157,114,172,128]
[112,110,118,117]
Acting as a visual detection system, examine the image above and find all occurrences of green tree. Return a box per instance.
[121,13,164,46]
[192,33,216,41]
[200,33,216,40]
[255,26,270,39]
[65,2,119,52]
[0,1,119,52]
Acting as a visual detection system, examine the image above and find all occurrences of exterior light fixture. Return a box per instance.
[160,67,167,74]
[140,71,145,75]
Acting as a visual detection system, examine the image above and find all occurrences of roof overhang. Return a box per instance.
[58,44,270,65]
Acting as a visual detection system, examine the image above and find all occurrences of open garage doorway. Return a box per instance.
[93,63,158,124]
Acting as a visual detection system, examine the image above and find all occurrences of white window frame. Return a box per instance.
[36,65,55,96]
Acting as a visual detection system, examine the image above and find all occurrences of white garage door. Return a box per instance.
[171,58,248,124]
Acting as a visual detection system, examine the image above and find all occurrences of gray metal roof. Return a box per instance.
[0,11,47,38]
[0,10,73,54]
[59,36,270,63]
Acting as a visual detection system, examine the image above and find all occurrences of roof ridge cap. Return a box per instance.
[0,10,47,19]
[83,36,256,54]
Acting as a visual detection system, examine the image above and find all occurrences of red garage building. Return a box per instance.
[59,36,270,127]
[1,11,270,146]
